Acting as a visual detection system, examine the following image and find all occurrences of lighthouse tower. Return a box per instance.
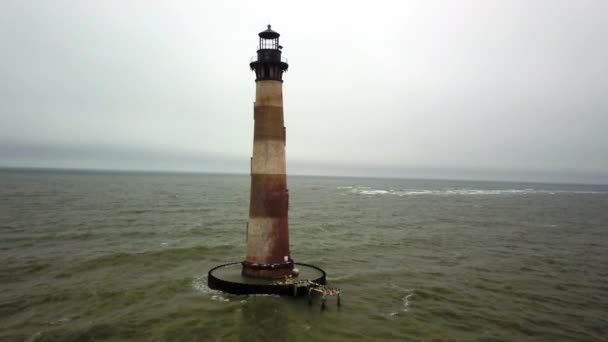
[242,25,292,279]
[207,26,328,296]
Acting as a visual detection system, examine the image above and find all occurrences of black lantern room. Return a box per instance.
[250,25,289,81]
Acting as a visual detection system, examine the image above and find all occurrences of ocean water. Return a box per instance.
[1,168,607,341]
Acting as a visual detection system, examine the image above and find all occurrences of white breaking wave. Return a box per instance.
[192,275,231,302]
[402,292,413,312]
[388,288,414,318]
[340,187,604,196]
[192,275,217,294]
[192,275,278,301]
[359,190,390,195]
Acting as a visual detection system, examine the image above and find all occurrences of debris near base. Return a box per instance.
[273,277,341,310]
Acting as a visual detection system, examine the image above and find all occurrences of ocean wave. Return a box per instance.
[387,288,414,318]
[342,187,605,196]
[192,275,278,302]
[192,275,226,298]
[327,274,359,282]
[359,190,390,195]
[72,245,236,272]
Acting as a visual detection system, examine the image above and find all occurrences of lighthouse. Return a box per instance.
[207,26,328,297]
[242,25,292,279]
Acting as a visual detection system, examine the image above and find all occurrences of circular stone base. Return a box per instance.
[208,262,326,296]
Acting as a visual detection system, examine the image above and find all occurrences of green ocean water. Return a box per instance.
[1,168,607,341]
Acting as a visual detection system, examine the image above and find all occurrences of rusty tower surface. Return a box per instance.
[242,25,292,279]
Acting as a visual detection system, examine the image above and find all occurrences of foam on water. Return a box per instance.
[191,274,280,301]
[192,275,237,302]
[402,292,413,312]
[359,190,389,195]
[388,289,414,318]
[342,186,605,196]
[192,275,222,295]
[211,295,230,302]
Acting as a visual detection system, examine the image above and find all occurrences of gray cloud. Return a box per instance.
[1,0,607,183]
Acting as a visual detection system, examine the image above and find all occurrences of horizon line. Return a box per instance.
[1,165,606,187]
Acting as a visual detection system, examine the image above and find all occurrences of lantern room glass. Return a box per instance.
[259,37,279,50]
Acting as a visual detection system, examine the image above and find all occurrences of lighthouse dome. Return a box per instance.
[259,25,280,39]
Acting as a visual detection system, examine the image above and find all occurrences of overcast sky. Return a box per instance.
[1,0,607,183]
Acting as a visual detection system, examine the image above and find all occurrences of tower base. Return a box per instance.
[241,260,294,279]
[207,262,326,296]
